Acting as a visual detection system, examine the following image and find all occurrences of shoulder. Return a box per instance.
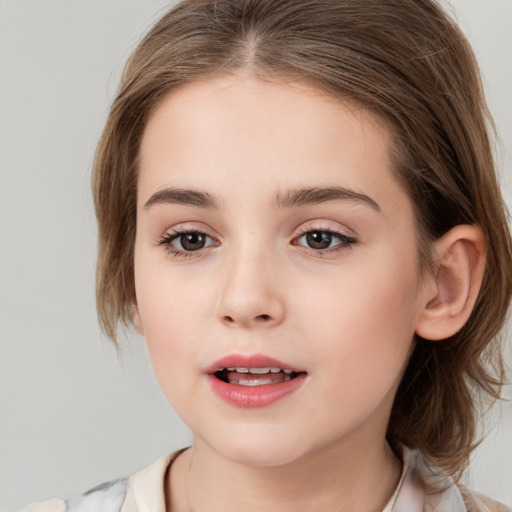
[401,447,511,512]
[16,499,66,512]
[458,484,512,512]
[17,479,128,512]
[16,450,185,512]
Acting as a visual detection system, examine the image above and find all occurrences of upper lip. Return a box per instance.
[205,354,305,374]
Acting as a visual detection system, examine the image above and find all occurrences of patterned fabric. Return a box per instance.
[384,447,467,511]
[65,479,127,512]
[18,447,511,512]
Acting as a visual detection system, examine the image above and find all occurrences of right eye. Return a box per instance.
[159,228,216,257]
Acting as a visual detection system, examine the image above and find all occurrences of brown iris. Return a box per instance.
[180,232,207,251]
[306,231,332,249]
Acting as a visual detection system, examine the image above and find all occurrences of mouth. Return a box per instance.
[206,354,307,408]
[214,367,300,386]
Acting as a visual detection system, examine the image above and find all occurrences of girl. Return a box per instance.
[19,0,512,510]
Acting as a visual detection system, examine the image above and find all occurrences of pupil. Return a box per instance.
[181,233,205,250]
[307,231,331,249]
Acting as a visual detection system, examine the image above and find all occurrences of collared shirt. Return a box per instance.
[19,447,511,512]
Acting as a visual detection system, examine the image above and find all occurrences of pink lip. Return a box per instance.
[205,353,307,409]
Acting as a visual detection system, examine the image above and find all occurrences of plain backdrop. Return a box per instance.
[0,1,511,510]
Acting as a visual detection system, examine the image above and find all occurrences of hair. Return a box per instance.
[92,0,512,479]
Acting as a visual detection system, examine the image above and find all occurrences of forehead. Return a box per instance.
[138,75,410,220]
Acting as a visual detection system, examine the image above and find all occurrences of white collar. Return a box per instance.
[383,446,467,512]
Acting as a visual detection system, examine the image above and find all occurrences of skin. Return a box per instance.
[133,75,438,511]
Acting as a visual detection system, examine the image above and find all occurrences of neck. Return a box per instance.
[168,436,402,512]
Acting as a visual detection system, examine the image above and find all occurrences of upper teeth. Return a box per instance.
[223,367,293,374]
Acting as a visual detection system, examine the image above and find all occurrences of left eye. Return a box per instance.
[296,230,355,250]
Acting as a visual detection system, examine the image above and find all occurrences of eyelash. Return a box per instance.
[294,226,357,255]
[158,228,217,260]
[158,226,357,259]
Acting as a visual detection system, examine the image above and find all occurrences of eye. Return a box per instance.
[159,228,216,257]
[294,228,356,253]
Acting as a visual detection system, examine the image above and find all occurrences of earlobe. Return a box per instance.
[415,225,486,341]
[131,300,145,336]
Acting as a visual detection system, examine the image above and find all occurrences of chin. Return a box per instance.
[197,425,314,468]
[222,442,305,468]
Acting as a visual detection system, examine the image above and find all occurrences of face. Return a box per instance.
[134,75,431,467]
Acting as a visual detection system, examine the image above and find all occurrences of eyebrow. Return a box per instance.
[144,188,219,209]
[143,185,380,212]
[273,186,380,211]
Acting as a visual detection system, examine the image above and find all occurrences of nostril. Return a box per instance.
[220,312,277,326]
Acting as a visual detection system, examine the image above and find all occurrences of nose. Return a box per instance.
[216,247,285,329]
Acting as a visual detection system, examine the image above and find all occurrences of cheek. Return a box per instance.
[299,247,419,323]
[136,255,211,330]
[134,260,212,381]
[293,250,421,371]
[295,262,420,431]
[137,288,207,418]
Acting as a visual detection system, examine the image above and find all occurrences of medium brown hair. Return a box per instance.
[92,0,512,478]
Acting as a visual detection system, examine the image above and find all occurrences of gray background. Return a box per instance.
[0,1,511,510]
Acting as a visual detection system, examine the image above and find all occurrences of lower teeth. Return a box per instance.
[229,375,292,386]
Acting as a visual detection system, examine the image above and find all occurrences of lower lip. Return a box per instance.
[208,373,307,408]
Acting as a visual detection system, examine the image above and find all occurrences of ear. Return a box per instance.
[131,299,145,336]
[415,225,486,341]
